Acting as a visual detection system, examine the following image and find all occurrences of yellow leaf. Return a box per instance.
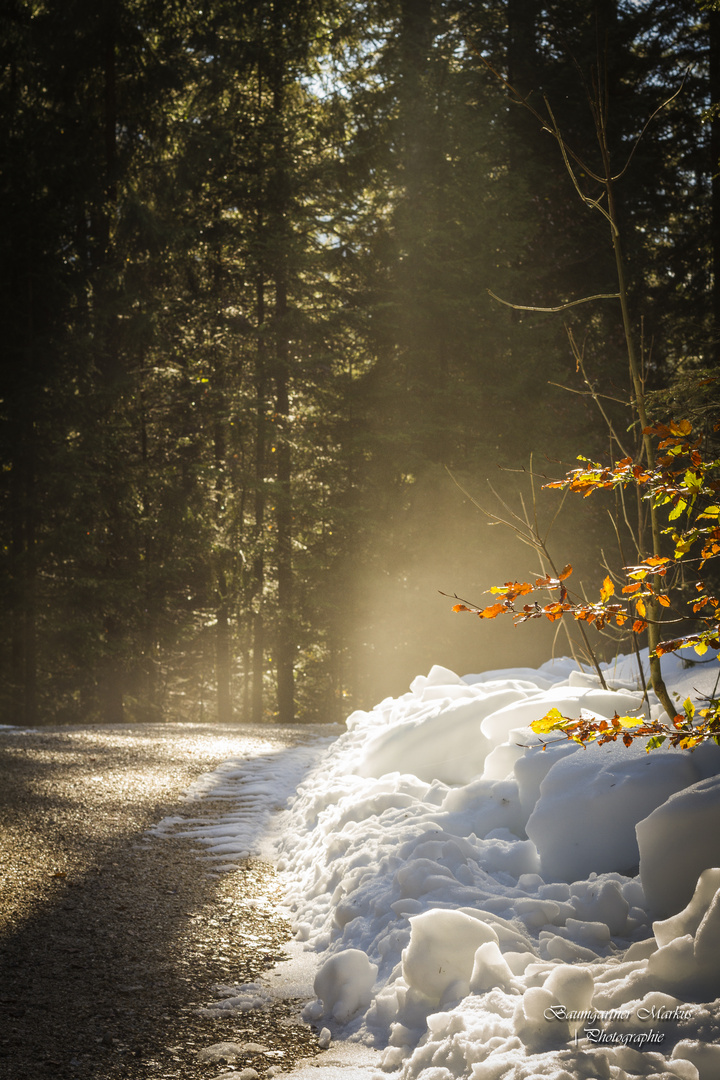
[600,575,615,603]
[684,469,703,493]
[615,714,644,728]
[530,708,566,734]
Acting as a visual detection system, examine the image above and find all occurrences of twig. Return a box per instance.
[547,381,628,406]
[566,327,633,459]
[611,72,690,182]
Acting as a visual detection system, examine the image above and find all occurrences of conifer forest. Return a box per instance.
[2,0,719,727]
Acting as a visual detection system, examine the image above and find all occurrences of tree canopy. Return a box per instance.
[1,0,716,724]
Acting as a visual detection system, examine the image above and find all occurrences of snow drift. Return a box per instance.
[270,649,720,1080]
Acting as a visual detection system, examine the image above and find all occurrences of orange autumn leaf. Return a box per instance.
[543,602,568,622]
[491,581,534,600]
[655,638,684,655]
[480,603,507,619]
[600,575,615,603]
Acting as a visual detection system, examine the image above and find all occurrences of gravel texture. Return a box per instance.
[0,723,323,1079]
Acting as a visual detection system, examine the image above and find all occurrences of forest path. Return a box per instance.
[0,722,332,1080]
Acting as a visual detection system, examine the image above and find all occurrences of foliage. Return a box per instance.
[531,698,720,752]
[453,418,720,748]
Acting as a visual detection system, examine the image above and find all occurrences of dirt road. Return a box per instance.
[0,723,325,1079]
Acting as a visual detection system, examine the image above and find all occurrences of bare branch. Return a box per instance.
[543,97,615,228]
[565,327,632,459]
[542,485,570,548]
[612,71,690,182]
[469,48,605,182]
[547,381,628,406]
[488,288,620,313]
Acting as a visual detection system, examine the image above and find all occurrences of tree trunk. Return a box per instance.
[22,424,38,726]
[506,0,540,178]
[10,419,38,726]
[99,617,125,725]
[216,573,233,724]
[9,271,40,725]
[507,0,539,96]
[274,276,295,723]
[710,10,720,337]
[251,275,268,723]
[269,56,295,723]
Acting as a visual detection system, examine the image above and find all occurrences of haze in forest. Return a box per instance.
[1,0,717,725]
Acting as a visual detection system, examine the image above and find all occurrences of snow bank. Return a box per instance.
[269,649,720,1080]
[526,737,700,882]
[638,774,720,918]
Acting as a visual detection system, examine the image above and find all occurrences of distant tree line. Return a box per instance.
[1,0,717,725]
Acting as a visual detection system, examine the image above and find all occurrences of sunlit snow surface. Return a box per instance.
[184,651,720,1080]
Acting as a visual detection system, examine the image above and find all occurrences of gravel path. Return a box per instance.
[0,723,325,1080]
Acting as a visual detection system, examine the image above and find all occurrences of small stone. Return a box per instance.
[215,1073,259,1080]
[196,1042,245,1063]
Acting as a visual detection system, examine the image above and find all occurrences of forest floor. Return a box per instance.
[0,723,324,1080]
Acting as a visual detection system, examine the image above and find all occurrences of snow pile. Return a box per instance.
[269,650,720,1079]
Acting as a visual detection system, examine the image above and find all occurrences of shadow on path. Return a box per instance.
[0,724,327,1079]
